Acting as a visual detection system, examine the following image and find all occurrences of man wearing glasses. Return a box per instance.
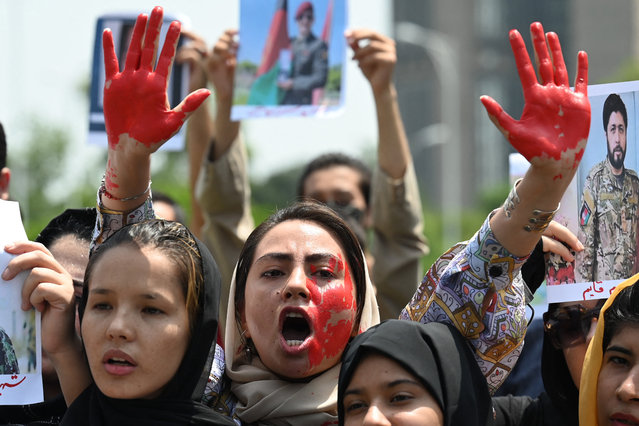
[279,1,328,105]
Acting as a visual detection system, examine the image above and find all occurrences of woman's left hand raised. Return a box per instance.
[480,22,590,187]
[103,6,210,154]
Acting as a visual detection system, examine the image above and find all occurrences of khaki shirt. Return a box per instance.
[576,159,639,281]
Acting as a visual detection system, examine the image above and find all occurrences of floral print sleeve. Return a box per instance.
[400,213,529,394]
[202,344,239,424]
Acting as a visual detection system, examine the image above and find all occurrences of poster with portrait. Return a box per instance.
[231,0,347,119]
[520,80,639,304]
[0,200,43,405]
[88,13,190,150]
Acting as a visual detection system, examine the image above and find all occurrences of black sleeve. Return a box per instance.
[521,238,545,296]
[492,395,541,426]
[492,393,571,426]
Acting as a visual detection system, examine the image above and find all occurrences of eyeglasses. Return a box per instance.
[297,12,313,21]
[543,301,605,349]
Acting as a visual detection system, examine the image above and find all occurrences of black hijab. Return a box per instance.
[539,303,579,426]
[338,320,494,426]
[62,222,234,425]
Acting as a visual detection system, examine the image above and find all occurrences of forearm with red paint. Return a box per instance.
[100,6,210,212]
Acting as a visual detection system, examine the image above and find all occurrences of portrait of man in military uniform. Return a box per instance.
[279,1,329,105]
[576,93,639,282]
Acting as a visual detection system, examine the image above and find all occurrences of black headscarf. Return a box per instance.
[338,320,494,426]
[62,224,234,425]
[539,303,579,426]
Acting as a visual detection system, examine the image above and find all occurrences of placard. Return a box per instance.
[0,200,42,405]
[232,0,347,119]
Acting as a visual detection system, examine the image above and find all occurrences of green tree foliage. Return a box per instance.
[149,149,193,222]
[9,118,70,238]
[251,164,304,208]
[602,59,639,84]
[237,60,258,75]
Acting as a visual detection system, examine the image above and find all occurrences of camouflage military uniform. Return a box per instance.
[0,328,19,374]
[576,159,639,281]
[281,33,328,105]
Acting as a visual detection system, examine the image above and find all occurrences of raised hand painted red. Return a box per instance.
[480,22,590,174]
[102,6,210,150]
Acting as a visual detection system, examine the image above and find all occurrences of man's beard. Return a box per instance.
[608,144,626,171]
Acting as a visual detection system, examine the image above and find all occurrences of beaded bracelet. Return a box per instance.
[99,176,152,202]
[503,178,559,233]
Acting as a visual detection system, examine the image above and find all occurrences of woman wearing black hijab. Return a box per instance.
[338,320,494,426]
[59,220,235,425]
[8,220,235,425]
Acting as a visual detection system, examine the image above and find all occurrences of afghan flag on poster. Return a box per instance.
[248,0,290,105]
[321,0,333,44]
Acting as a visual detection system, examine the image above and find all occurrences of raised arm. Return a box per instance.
[181,29,252,327]
[346,29,428,319]
[347,29,410,179]
[483,22,590,257]
[100,7,210,214]
[176,29,212,237]
[205,29,242,159]
[180,28,243,163]
[401,22,590,394]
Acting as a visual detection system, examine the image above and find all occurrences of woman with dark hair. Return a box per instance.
[218,200,379,423]
[8,220,235,425]
[338,320,493,426]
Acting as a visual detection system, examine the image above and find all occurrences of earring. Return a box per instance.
[243,338,254,362]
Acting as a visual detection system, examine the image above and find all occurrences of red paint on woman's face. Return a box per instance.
[305,256,356,369]
[241,220,358,379]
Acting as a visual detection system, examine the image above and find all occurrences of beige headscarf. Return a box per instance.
[224,258,380,425]
[579,274,639,426]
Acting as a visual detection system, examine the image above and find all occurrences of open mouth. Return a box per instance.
[281,312,311,346]
[107,357,134,366]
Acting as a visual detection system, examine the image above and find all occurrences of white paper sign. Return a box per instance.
[0,200,43,405]
[510,80,639,304]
